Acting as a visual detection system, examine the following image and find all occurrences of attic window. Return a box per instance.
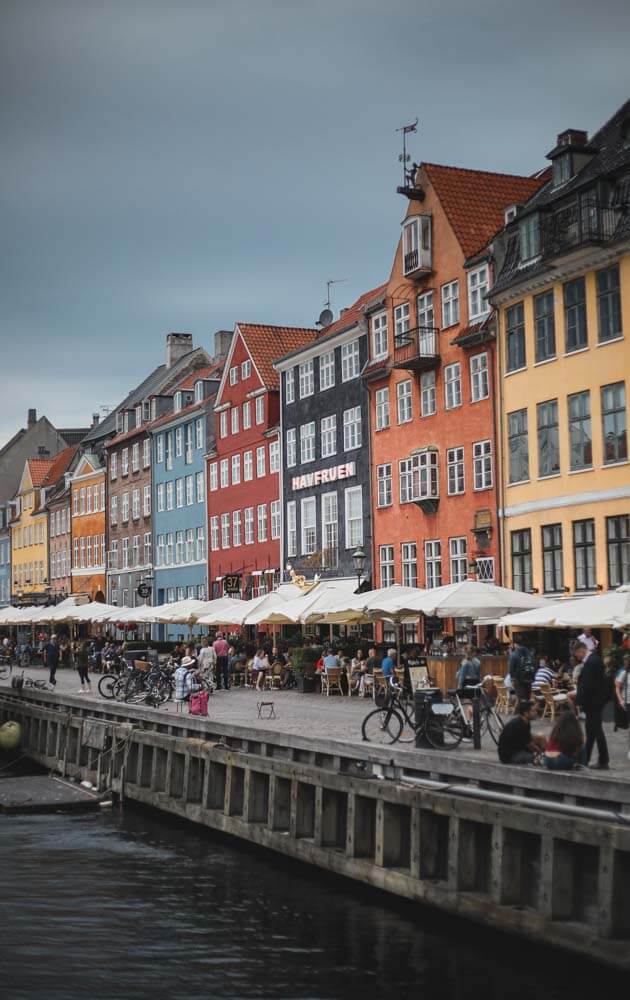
[552,152,572,188]
[142,399,151,421]
[194,380,203,403]
[135,405,142,427]
[174,391,183,413]
[519,214,540,264]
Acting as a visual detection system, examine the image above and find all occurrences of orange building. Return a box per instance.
[365,163,544,644]
[69,451,106,601]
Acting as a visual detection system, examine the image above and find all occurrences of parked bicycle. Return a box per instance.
[447,677,504,746]
[362,682,465,749]
[11,671,53,692]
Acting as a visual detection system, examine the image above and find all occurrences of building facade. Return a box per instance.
[69,452,106,601]
[364,162,543,641]
[275,291,381,587]
[9,457,54,605]
[152,367,222,620]
[207,323,315,599]
[0,508,11,607]
[106,415,154,609]
[47,481,73,603]
[490,101,630,598]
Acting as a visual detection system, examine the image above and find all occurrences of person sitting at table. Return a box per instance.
[381,648,397,685]
[542,708,586,770]
[350,649,366,692]
[323,648,339,671]
[497,701,545,765]
[252,648,269,691]
[531,657,558,698]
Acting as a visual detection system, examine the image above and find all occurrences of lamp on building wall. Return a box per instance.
[352,546,366,590]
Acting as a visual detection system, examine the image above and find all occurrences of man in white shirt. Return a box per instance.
[197,637,217,674]
[578,628,599,654]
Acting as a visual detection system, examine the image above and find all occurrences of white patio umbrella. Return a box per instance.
[374,580,547,620]
[97,604,162,624]
[303,584,421,625]
[241,592,293,626]
[257,580,359,625]
[0,606,30,625]
[501,585,630,630]
[195,597,250,626]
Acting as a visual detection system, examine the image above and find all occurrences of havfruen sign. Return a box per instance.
[291,462,356,491]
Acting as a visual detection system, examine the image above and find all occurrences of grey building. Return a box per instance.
[274,287,383,588]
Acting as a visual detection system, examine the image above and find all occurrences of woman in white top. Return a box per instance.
[252,649,269,691]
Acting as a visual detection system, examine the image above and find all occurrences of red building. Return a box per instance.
[365,163,544,644]
[207,323,316,598]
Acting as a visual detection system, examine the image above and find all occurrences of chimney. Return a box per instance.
[213,329,232,361]
[166,332,193,369]
[27,408,37,428]
[91,412,100,428]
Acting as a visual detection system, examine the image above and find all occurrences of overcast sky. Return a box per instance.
[1,0,628,444]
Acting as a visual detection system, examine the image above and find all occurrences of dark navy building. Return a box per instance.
[274,286,384,587]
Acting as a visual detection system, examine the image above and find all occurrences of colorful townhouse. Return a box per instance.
[44,446,79,602]
[152,364,222,621]
[489,100,630,597]
[0,508,11,607]
[363,161,543,644]
[275,289,384,588]
[69,450,107,601]
[10,455,56,605]
[207,323,316,599]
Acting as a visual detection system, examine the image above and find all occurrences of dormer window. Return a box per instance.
[151,399,157,421]
[123,411,129,433]
[402,215,431,275]
[194,380,203,403]
[116,412,123,434]
[519,214,541,264]
[142,399,151,421]
[174,391,183,413]
[553,152,572,188]
[135,405,142,427]
[467,265,491,321]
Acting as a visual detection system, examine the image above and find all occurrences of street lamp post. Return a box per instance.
[352,546,366,591]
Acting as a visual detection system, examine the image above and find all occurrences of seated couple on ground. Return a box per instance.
[498,701,586,769]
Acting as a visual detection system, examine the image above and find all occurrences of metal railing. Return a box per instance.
[540,199,619,258]
[403,247,432,275]
[393,326,439,366]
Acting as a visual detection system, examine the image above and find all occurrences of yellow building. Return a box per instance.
[490,102,630,598]
[10,457,54,603]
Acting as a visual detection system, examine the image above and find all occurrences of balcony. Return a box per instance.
[540,199,619,260]
[403,246,432,277]
[392,326,440,372]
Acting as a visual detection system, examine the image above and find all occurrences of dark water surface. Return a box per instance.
[0,802,621,999]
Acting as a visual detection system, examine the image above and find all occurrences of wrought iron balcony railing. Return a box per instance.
[403,246,432,276]
[393,326,440,371]
[540,199,619,259]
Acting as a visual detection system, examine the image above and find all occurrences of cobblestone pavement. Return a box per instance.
[4,665,630,776]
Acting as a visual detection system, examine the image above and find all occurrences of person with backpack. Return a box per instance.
[574,639,610,769]
[508,637,534,710]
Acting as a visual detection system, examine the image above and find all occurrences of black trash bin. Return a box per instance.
[414,687,443,748]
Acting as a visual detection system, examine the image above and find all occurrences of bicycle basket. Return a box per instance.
[431,702,454,716]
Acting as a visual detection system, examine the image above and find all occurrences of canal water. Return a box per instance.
[0,803,622,999]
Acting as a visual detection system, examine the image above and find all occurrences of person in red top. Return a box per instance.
[543,709,586,770]
[213,632,230,691]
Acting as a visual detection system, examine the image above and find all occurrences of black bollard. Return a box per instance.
[472,691,482,750]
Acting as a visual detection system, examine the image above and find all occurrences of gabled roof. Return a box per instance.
[218,324,317,400]
[273,284,388,366]
[41,445,79,487]
[175,362,223,391]
[421,163,546,258]
[149,399,206,432]
[26,458,54,488]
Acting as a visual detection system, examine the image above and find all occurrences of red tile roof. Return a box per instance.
[41,445,79,487]
[27,458,55,487]
[422,163,546,258]
[314,283,388,340]
[175,363,223,391]
[236,325,318,390]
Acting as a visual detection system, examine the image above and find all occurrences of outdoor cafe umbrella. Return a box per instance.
[501,585,630,630]
[193,596,250,627]
[301,584,421,625]
[373,580,547,620]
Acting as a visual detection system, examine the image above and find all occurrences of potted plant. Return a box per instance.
[292,644,321,693]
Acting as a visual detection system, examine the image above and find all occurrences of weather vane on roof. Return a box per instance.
[396,118,419,188]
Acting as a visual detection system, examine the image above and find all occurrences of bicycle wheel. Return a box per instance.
[98,674,118,699]
[396,707,417,743]
[0,664,12,680]
[484,709,504,745]
[113,676,130,701]
[362,707,403,745]
[424,709,466,750]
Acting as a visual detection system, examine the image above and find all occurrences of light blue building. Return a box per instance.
[151,366,221,638]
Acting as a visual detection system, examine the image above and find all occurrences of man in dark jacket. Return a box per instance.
[508,639,533,710]
[574,640,610,769]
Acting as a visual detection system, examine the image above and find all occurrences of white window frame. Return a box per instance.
[375,387,390,431]
[287,500,297,557]
[255,395,264,424]
[285,369,295,403]
[343,406,362,450]
[166,481,174,510]
[221,513,230,549]
[377,463,392,508]
[185,474,194,505]
[321,414,337,458]
[232,454,241,485]
[420,371,436,417]
[244,450,253,481]
[299,360,314,398]
[269,440,280,473]
[446,446,465,496]
[231,407,239,435]
[220,411,228,438]
[424,539,442,588]
[210,516,219,551]
[417,290,434,329]
[286,428,297,468]
[401,542,418,588]
[242,400,251,430]
[444,362,462,410]
[397,380,413,424]
[450,536,468,584]
[341,341,360,382]
[441,280,460,328]
[473,439,493,490]
[344,485,363,548]
[244,507,254,545]
[220,459,229,488]
[372,311,388,359]
[229,366,238,386]
[271,500,281,540]
[209,462,218,492]
[379,544,395,588]
[256,445,266,478]
[319,350,335,391]
[175,427,183,458]
[470,352,489,402]
[467,264,490,321]
[300,422,315,464]
[301,497,317,555]
[257,503,268,542]
[143,485,151,516]
[232,510,242,547]
[241,359,251,380]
